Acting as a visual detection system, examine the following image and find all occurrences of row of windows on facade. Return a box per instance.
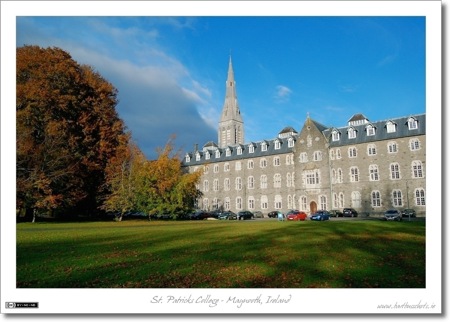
[200,188,426,212]
[187,138,295,162]
[196,139,422,174]
[200,160,424,192]
[187,137,421,163]
[331,117,419,142]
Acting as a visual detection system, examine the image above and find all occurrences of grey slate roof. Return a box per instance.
[184,136,296,166]
[323,113,425,147]
[183,113,425,166]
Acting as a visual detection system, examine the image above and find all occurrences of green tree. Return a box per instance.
[16,46,128,220]
[102,137,202,220]
[101,140,146,221]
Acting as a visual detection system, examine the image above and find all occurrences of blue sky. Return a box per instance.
[16,16,425,159]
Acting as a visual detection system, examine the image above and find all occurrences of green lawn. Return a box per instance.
[16,219,425,288]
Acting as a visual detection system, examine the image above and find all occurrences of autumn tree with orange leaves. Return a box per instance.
[102,137,202,220]
[16,46,128,220]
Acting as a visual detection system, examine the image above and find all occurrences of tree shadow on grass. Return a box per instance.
[16,220,425,288]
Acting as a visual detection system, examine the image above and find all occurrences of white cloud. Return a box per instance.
[274,85,292,103]
[16,17,217,159]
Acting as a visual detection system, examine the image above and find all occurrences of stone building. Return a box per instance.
[182,58,426,216]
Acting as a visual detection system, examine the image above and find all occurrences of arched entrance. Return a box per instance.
[310,201,317,214]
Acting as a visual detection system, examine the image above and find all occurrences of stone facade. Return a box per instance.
[182,60,426,216]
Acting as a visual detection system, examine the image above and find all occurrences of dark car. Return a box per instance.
[268,210,283,218]
[384,209,402,221]
[286,210,307,221]
[237,211,254,220]
[402,208,416,218]
[328,210,343,217]
[189,210,211,220]
[343,208,358,217]
[310,210,331,221]
[218,211,237,220]
[209,210,223,219]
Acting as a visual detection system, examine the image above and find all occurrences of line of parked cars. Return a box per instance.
[383,208,417,221]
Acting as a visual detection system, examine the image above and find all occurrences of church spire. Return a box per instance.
[218,55,244,148]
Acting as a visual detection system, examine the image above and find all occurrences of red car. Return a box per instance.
[286,210,307,221]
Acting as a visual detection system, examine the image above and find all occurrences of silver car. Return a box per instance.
[384,209,402,221]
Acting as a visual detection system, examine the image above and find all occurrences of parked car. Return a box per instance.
[310,210,331,221]
[218,211,237,220]
[209,210,223,219]
[189,210,211,220]
[268,210,283,218]
[237,211,254,220]
[402,208,416,218]
[343,208,358,217]
[253,211,264,218]
[384,209,402,221]
[157,212,173,220]
[328,210,343,217]
[286,210,307,221]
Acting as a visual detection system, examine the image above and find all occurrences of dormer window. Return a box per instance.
[274,140,281,150]
[288,137,294,148]
[261,142,268,152]
[205,152,210,160]
[248,144,255,153]
[408,117,418,130]
[237,146,243,155]
[195,152,201,161]
[185,154,191,163]
[386,121,397,133]
[366,124,376,136]
[215,150,220,158]
[226,148,231,157]
[348,127,357,139]
[332,130,340,141]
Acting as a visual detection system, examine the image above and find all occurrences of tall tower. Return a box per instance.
[218,56,244,148]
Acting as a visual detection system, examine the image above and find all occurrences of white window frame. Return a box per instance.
[261,195,268,210]
[348,127,357,139]
[288,138,294,148]
[247,176,254,189]
[415,188,426,206]
[371,191,381,207]
[367,144,377,156]
[392,190,403,207]
[274,140,281,150]
[366,124,376,136]
[261,142,268,151]
[412,160,424,178]
[332,130,340,141]
[369,164,379,181]
[410,138,421,151]
[273,156,280,166]
[408,117,418,130]
[235,177,242,191]
[388,141,398,154]
[390,163,401,180]
[350,166,359,182]
[386,121,396,133]
[273,173,282,188]
[260,175,267,189]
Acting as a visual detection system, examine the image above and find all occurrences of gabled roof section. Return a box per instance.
[323,113,425,147]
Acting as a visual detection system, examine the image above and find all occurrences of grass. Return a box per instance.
[16,219,425,288]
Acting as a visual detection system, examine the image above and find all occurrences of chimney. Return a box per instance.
[194,144,198,152]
